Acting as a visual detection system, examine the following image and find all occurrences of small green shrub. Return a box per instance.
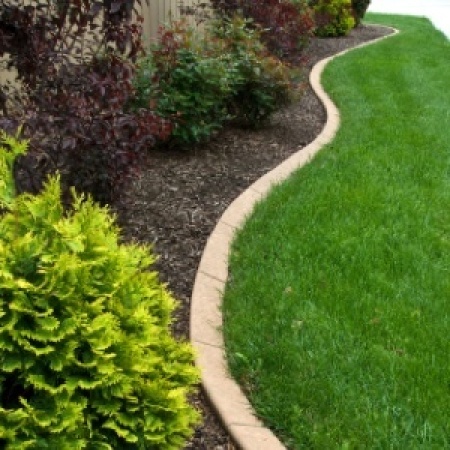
[311,0,356,37]
[351,0,371,25]
[0,134,200,449]
[210,16,297,127]
[131,17,300,141]
[230,51,294,126]
[132,21,234,145]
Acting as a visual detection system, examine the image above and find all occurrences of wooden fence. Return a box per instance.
[140,0,212,43]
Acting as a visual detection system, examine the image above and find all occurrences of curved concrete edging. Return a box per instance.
[190,26,399,450]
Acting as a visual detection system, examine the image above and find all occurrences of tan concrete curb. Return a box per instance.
[190,26,398,450]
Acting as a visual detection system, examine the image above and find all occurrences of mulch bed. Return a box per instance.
[115,23,393,450]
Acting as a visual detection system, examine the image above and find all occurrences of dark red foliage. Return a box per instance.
[0,0,144,88]
[211,0,315,57]
[0,0,170,205]
[13,55,171,205]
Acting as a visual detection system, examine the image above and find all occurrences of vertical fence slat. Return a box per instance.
[140,0,212,46]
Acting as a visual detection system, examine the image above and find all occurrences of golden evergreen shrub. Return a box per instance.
[0,133,199,449]
[311,0,356,37]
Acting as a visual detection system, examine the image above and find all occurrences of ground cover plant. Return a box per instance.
[0,134,199,449]
[223,14,450,448]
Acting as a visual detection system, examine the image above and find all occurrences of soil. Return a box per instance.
[115,24,393,450]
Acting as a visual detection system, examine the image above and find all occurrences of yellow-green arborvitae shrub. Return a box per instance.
[0,133,200,449]
[311,0,356,37]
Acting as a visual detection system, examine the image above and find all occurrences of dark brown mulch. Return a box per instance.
[115,24,393,450]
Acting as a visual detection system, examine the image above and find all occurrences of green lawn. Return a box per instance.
[223,14,450,449]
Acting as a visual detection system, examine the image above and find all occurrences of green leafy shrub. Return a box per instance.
[0,134,200,449]
[132,21,234,145]
[351,0,371,25]
[131,17,300,141]
[211,16,296,126]
[0,133,29,210]
[310,0,356,37]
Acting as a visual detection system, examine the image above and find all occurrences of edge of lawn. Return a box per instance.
[190,20,398,450]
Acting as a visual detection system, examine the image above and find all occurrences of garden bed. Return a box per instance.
[115,23,391,449]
